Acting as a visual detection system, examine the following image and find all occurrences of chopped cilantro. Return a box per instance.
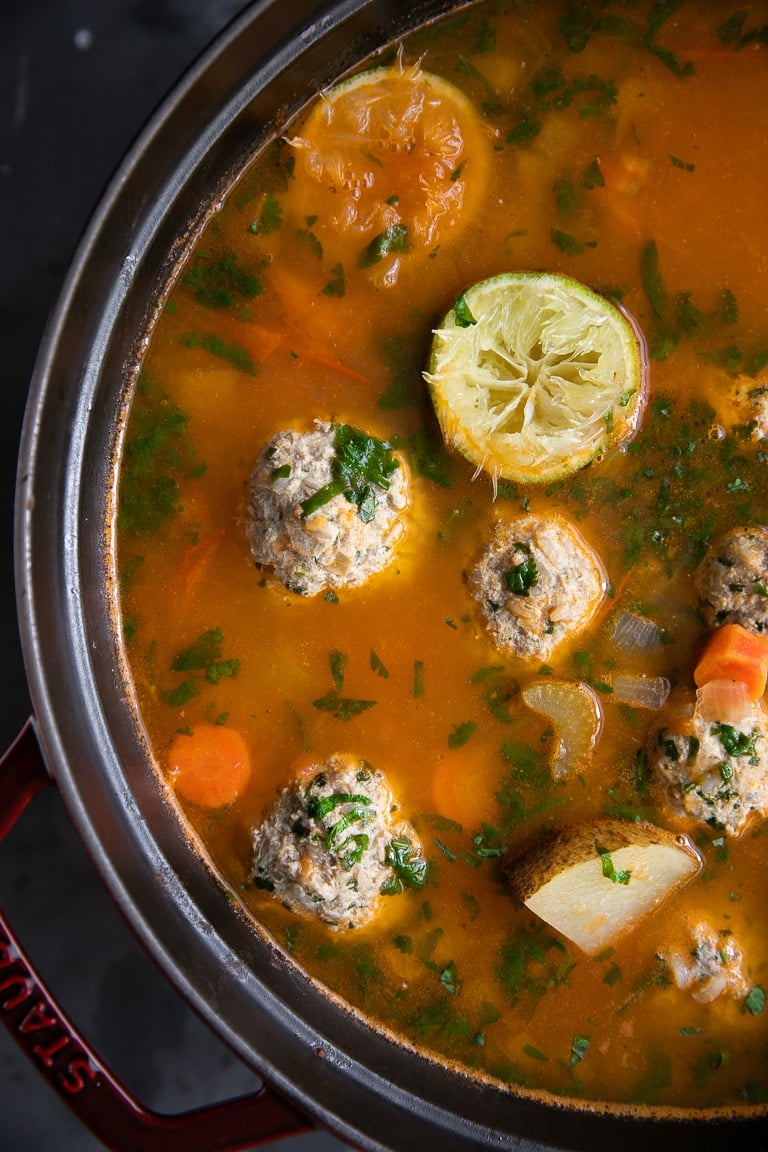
[640,240,668,320]
[183,249,263,308]
[359,224,409,267]
[453,292,477,327]
[581,157,605,188]
[320,262,346,297]
[301,423,398,522]
[471,18,496,54]
[307,791,372,821]
[329,649,347,693]
[597,846,631,884]
[382,836,428,893]
[496,925,573,1009]
[743,985,766,1016]
[119,376,201,537]
[505,553,539,595]
[712,722,759,758]
[551,228,595,255]
[312,692,377,721]
[296,227,323,259]
[448,720,477,749]
[179,331,256,375]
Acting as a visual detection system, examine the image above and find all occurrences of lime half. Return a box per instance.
[425,272,647,485]
[288,62,489,282]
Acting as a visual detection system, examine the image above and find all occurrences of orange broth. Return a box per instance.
[117,0,768,1109]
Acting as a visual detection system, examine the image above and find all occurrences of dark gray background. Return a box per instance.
[0,2,346,1149]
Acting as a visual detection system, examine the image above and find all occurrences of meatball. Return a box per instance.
[650,701,768,836]
[469,514,605,661]
[251,752,426,929]
[695,526,768,634]
[247,420,409,596]
[666,921,749,1003]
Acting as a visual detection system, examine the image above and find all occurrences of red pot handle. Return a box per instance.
[0,719,314,1151]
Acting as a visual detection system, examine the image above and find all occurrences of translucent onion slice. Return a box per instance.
[522,679,602,780]
[611,610,662,653]
[694,678,753,724]
[610,673,670,710]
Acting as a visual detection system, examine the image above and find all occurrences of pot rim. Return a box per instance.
[14,1,767,1148]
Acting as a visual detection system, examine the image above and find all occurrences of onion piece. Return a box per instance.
[610,673,670,710]
[694,677,753,724]
[522,679,602,780]
[611,610,662,653]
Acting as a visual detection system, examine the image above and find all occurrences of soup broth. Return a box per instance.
[117,0,768,1110]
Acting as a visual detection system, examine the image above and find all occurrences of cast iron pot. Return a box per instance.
[3,1,766,1149]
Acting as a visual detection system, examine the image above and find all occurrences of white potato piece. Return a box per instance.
[504,818,701,956]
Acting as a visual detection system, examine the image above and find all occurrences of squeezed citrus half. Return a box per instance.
[287,62,489,284]
[425,272,646,484]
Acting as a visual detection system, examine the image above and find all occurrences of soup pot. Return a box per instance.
[3,1,766,1149]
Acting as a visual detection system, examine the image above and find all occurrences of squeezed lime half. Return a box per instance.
[425,272,647,485]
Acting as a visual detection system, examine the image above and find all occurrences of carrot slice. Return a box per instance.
[432,746,498,832]
[693,623,768,701]
[168,724,251,808]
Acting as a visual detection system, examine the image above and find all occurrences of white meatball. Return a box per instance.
[650,702,768,836]
[251,752,426,929]
[469,514,605,661]
[666,921,749,1003]
[247,420,409,596]
[695,526,768,634]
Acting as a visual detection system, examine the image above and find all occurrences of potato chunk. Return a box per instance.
[503,818,701,955]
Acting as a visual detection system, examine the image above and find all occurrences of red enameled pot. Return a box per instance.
[2,1,766,1149]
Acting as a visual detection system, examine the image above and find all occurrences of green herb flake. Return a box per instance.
[570,1035,590,1065]
[552,228,591,255]
[448,721,477,749]
[171,627,224,672]
[296,227,323,259]
[670,154,695,172]
[597,846,631,885]
[581,158,605,189]
[413,659,425,698]
[248,192,283,234]
[179,332,256,376]
[471,18,496,54]
[743,985,766,1016]
[370,648,389,679]
[183,249,263,308]
[453,292,477,328]
[505,555,539,596]
[383,836,428,894]
[640,240,668,320]
[301,423,398,523]
[329,649,347,693]
[359,224,409,268]
[312,693,377,721]
[320,262,346,297]
[118,377,204,538]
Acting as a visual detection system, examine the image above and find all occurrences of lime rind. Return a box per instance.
[425,272,646,485]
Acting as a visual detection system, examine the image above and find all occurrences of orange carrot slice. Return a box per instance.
[168,724,251,808]
[693,623,768,701]
[431,746,498,832]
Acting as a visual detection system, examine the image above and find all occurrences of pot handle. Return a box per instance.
[0,718,314,1151]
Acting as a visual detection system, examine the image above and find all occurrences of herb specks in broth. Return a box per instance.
[119,375,204,537]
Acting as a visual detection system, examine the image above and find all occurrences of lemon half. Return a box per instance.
[425,272,646,485]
